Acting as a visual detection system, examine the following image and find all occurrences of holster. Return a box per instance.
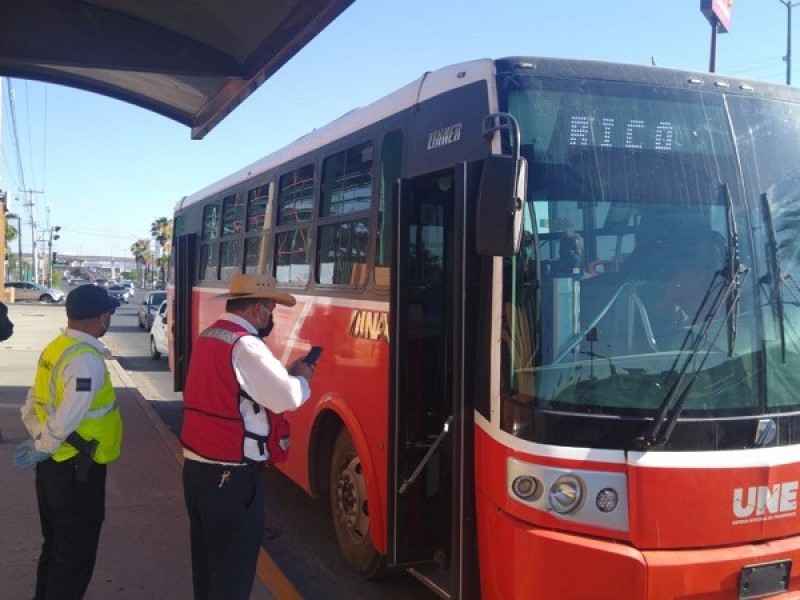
[66,432,99,482]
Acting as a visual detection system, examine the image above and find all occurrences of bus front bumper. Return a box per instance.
[477,490,800,599]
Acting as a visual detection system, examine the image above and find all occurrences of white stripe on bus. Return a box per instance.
[476,413,800,470]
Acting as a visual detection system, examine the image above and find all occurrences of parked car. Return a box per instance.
[107,284,132,304]
[150,300,169,359]
[6,281,65,303]
[138,291,167,329]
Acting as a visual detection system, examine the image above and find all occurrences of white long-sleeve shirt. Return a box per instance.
[224,313,310,413]
[183,313,310,464]
[21,328,111,454]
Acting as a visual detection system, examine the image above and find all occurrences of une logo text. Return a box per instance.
[732,481,798,521]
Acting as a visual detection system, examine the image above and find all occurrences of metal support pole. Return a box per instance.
[709,18,718,73]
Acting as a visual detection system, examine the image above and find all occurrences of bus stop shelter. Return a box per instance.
[0,0,355,293]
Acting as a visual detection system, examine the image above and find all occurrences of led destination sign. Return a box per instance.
[568,115,675,151]
[508,87,734,158]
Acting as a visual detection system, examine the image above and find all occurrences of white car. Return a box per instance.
[150,300,169,359]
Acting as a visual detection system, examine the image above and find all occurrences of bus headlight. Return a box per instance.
[548,475,584,514]
[596,487,619,513]
[511,475,541,501]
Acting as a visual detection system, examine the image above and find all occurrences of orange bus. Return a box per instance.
[170,57,800,598]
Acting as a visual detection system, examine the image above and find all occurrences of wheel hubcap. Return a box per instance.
[335,453,369,544]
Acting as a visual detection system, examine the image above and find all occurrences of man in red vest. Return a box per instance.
[180,273,316,599]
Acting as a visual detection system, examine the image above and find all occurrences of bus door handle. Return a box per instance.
[399,415,453,495]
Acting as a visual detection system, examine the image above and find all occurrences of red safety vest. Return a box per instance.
[181,319,289,464]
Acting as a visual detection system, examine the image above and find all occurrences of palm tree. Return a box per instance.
[150,217,172,281]
[5,214,20,280]
[130,239,152,286]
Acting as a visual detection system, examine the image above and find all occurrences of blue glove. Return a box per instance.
[13,439,50,469]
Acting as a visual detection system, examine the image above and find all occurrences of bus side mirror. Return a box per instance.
[476,155,527,256]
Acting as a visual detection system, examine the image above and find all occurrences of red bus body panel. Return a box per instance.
[475,424,800,598]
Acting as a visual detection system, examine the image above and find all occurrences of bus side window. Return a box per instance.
[198,243,218,281]
[316,142,373,288]
[200,203,220,281]
[376,129,403,291]
[275,165,314,286]
[219,239,243,282]
[244,182,272,274]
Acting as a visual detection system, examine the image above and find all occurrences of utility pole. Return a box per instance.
[779,0,800,85]
[22,188,44,283]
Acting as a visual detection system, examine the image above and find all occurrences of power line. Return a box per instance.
[24,80,36,192]
[42,85,47,195]
[725,57,783,76]
[4,79,28,194]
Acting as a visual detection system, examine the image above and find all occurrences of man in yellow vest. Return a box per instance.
[13,283,123,600]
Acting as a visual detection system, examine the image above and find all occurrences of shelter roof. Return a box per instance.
[0,0,354,138]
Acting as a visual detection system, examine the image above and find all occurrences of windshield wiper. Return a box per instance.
[724,184,745,357]
[760,192,786,362]
[635,184,748,449]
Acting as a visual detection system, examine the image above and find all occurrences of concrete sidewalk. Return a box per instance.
[0,303,273,599]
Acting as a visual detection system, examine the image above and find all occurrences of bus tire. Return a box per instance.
[330,427,384,578]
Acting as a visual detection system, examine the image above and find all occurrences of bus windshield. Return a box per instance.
[498,75,775,446]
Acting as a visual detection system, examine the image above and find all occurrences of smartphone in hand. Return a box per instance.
[303,346,323,366]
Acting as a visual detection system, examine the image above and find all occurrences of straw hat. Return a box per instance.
[215,274,296,307]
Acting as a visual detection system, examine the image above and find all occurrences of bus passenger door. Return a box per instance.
[389,168,458,582]
[173,233,196,392]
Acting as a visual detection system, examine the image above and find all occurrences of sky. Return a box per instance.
[0,0,794,258]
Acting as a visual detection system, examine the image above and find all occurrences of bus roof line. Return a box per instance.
[176,58,497,213]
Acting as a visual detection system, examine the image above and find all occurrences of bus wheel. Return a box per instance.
[330,428,383,577]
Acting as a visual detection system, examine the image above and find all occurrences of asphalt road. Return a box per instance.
[102,289,439,600]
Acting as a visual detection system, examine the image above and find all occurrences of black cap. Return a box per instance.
[66,284,120,320]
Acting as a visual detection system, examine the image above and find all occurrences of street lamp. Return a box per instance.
[779,0,800,85]
[6,212,23,281]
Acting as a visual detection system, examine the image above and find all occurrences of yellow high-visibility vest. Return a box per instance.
[33,333,122,463]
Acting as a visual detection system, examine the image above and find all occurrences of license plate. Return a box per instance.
[739,560,791,599]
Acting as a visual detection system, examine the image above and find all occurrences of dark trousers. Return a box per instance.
[34,458,107,600]
[182,458,265,600]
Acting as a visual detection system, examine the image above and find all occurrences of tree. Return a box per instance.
[150,217,172,281]
[5,216,20,279]
[5,220,17,245]
[130,239,153,286]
